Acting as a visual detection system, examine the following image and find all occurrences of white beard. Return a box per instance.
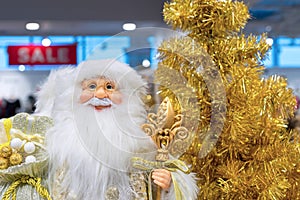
[47,95,156,199]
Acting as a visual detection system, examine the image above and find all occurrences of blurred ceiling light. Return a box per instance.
[42,37,51,47]
[266,38,273,46]
[25,22,40,31]
[18,65,25,71]
[142,59,151,67]
[122,23,136,31]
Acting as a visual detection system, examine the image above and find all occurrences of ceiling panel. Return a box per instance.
[0,0,299,37]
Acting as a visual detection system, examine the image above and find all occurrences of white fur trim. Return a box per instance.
[35,66,76,116]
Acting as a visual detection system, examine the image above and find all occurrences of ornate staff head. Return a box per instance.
[142,97,190,161]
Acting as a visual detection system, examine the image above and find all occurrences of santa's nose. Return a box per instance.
[94,87,108,98]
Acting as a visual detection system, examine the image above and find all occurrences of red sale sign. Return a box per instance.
[7,45,77,65]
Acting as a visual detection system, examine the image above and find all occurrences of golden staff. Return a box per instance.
[141,97,190,199]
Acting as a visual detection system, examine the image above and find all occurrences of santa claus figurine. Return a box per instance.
[0,59,198,199]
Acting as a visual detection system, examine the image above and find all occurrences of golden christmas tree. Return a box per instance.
[154,0,300,199]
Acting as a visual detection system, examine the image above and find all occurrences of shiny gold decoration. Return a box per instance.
[130,172,148,200]
[9,153,23,166]
[142,97,176,199]
[154,0,300,199]
[0,146,12,158]
[12,113,53,135]
[0,113,52,200]
[0,157,9,170]
[104,186,119,200]
[2,175,52,200]
[140,97,191,199]
[142,97,190,160]
[163,0,250,38]
[0,118,12,149]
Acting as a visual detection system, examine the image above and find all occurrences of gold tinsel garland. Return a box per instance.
[209,34,271,73]
[163,0,250,37]
[154,0,300,199]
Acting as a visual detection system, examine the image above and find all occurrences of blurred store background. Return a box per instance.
[0,0,300,118]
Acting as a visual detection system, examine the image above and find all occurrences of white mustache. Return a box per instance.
[83,97,113,107]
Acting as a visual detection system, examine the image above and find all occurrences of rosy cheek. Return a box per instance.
[80,91,93,104]
[110,92,122,105]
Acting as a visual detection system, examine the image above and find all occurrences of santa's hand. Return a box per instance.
[152,168,172,190]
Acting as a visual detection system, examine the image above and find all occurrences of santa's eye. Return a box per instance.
[88,83,97,90]
[106,83,114,90]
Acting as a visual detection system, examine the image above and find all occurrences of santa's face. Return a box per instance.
[79,76,122,111]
